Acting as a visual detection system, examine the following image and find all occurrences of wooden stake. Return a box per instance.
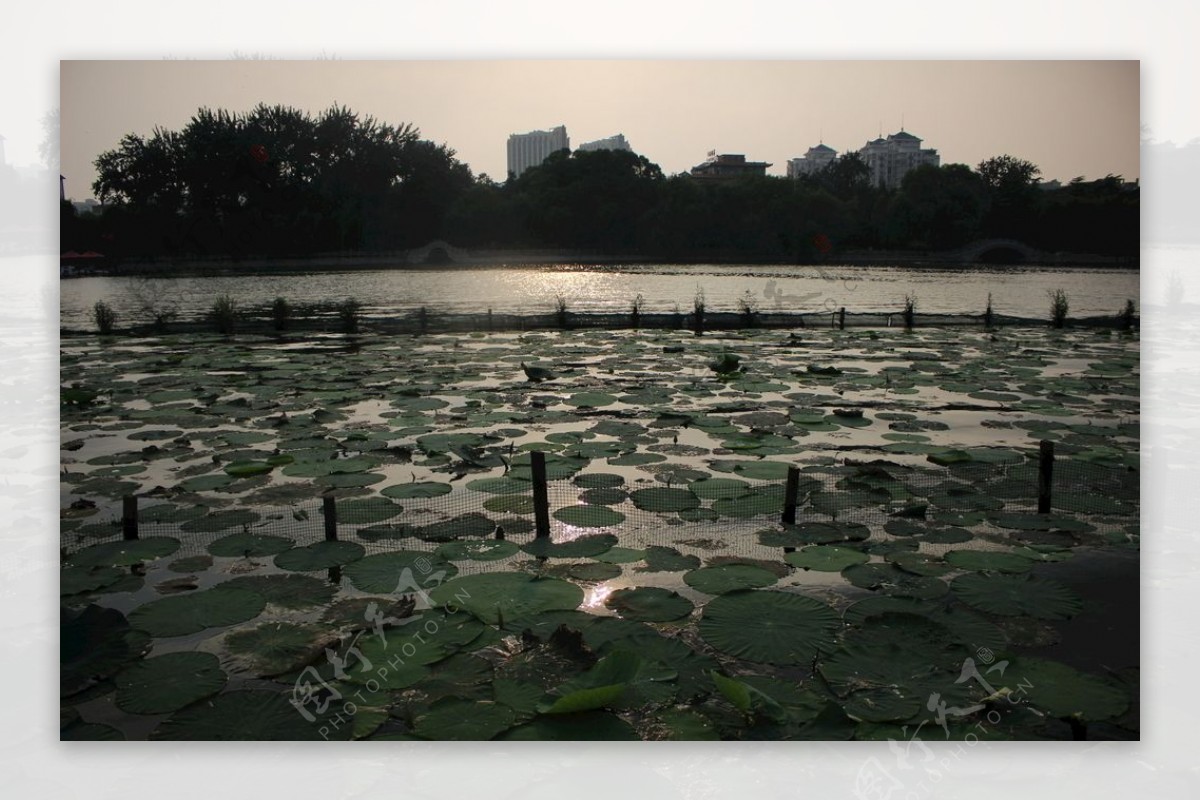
[1038,440,1054,514]
[531,451,551,539]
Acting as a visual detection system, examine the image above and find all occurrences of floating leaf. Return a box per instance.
[274,541,365,572]
[552,505,625,528]
[115,652,226,714]
[151,689,351,740]
[207,532,294,558]
[698,591,840,665]
[684,564,779,594]
[435,540,519,562]
[944,549,1035,574]
[343,551,457,594]
[68,537,180,568]
[128,586,266,638]
[951,574,1083,619]
[785,545,870,572]
[1005,656,1129,721]
[605,587,694,622]
[381,481,452,499]
[629,487,700,513]
[521,533,618,559]
[428,573,583,625]
[221,574,336,610]
[225,621,337,676]
[413,698,516,740]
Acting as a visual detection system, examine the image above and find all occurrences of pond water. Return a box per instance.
[60,322,1139,740]
[58,263,1140,329]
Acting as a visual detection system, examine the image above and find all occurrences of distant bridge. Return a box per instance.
[951,239,1045,265]
[405,240,471,265]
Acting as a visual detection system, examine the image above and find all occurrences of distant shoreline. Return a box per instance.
[61,247,1138,278]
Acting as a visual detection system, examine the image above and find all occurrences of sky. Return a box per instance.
[58,60,1139,199]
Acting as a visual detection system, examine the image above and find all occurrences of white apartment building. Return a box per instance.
[786,142,837,179]
[577,133,633,153]
[506,125,570,179]
[857,130,940,189]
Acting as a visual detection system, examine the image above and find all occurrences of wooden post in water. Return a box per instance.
[531,450,551,539]
[122,495,139,541]
[1038,440,1055,514]
[839,307,846,330]
[782,466,801,524]
[323,494,339,541]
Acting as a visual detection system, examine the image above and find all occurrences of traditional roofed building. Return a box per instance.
[787,142,837,179]
[689,151,771,180]
[856,129,939,189]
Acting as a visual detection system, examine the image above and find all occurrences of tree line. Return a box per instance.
[62,104,1139,262]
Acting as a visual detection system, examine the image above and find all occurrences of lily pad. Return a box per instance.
[208,532,294,558]
[951,574,1083,619]
[115,652,226,714]
[413,698,516,740]
[381,481,452,499]
[683,564,779,594]
[68,537,180,568]
[435,540,520,562]
[428,573,584,625]
[274,541,365,572]
[521,533,618,559]
[222,574,337,610]
[698,590,840,665]
[128,586,266,638]
[605,587,694,622]
[629,487,701,513]
[225,621,338,676]
[344,551,457,594]
[1004,656,1130,721]
[785,545,870,572]
[944,549,1035,574]
[151,689,351,740]
[552,505,625,528]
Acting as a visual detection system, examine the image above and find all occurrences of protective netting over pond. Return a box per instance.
[62,451,1138,565]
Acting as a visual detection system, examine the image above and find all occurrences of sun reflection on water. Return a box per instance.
[582,582,617,610]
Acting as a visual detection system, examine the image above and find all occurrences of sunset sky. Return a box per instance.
[60,60,1139,199]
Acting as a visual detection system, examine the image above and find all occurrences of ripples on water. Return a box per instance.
[58,263,1140,329]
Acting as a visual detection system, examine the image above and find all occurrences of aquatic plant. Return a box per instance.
[1119,299,1136,331]
[902,294,916,330]
[210,294,238,336]
[737,290,759,327]
[630,293,644,328]
[271,297,290,331]
[337,297,362,333]
[984,292,994,329]
[555,294,569,329]
[92,301,117,335]
[693,287,706,335]
[1049,289,1069,329]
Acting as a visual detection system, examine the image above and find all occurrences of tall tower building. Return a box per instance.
[856,130,939,189]
[577,133,632,153]
[506,125,570,179]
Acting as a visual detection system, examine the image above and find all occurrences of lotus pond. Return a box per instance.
[60,324,1139,740]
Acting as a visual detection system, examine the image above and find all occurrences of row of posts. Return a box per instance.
[116,443,1057,542]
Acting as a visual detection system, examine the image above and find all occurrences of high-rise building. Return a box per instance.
[856,130,939,189]
[786,143,837,179]
[577,133,632,153]
[507,125,570,179]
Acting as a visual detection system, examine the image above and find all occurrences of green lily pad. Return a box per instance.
[759,521,871,547]
[381,481,452,499]
[944,549,1035,574]
[841,564,949,599]
[343,551,457,594]
[151,689,351,740]
[61,565,132,596]
[698,590,840,665]
[225,621,337,677]
[683,564,779,594]
[638,546,701,573]
[573,473,626,489]
[483,494,535,514]
[785,545,870,572]
[115,652,226,714]
[128,586,266,638]
[565,392,617,408]
[180,510,261,532]
[274,541,365,572]
[605,587,694,622]
[223,461,275,478]
[567,562,622,582]
[540,650,676,713]
[629,487,701,513]
[1004,656,1130,721]
[688,478,752,499]
[435,540,519,562]
[336,498,404,524]
[951,574,1083,619]
[208,532,294,558]
[552,505,625,528]
[413,698,516,740]
[61,605,151,697]
[521,533,619,559]
[499,711,638,740]
[594,547,647,564]
[428,573,584,625]
[68,537,180,568]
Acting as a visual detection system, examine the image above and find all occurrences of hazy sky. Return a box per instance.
[60,60,1138,199]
